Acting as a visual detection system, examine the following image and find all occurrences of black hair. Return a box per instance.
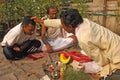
[60,9,83,28]
[47,6,58,14]
[22,16,36,27]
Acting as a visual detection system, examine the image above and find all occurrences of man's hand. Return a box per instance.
[46,44,53,53]
[68,35,78,45]
[90,73,101,79]
[31,16,44,23]
[13,46,21,51]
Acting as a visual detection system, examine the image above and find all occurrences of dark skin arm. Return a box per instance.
[41,24,53,53]
[31,16,44,23]
[68,35,78,45]
[31,16,53,53]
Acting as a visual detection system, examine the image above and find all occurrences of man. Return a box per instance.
[41,6,61,52]
[1,16,41,60]
[41,6,77,52]
[60,9,120,80]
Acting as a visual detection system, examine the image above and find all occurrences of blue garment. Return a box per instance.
[2,39,41,60]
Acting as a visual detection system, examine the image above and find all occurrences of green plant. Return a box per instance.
[63,65,92,80]
[0,0,88,29]
[70,0,89,18]
[0,0,64,27]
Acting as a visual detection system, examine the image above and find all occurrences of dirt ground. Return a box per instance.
[0,43,62,80]
[0,37,82,80]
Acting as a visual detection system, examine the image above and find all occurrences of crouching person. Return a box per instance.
[60,9,120,80]
[1,16,41,60]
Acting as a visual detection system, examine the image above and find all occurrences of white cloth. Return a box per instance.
[41,37,73,51]
[43,18,63,40]
[40,75,50,80]
[70,60,102,73]
[44,19,61,28]
[46,27,63,40]
[83,61,102,73]
[1,23,36,46]
[44,19,73,40]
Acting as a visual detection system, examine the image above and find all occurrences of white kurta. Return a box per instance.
[1,23,36,47]
[44,19,63,40]
[44,19,73,38]
[76,18,120,77]
[40,19,74,51]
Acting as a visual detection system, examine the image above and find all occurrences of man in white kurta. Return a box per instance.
[59,9,120,80]
[41,19,75,52]
[1,23,36,46]
[41,6,65,52]
[76,18,120,77]
[40,6,77,52]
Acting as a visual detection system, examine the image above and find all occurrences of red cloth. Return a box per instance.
[61,51,91,63]
[27,52,46,60]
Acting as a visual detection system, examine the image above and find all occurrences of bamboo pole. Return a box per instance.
[103,0,107,27]
[117,0,120,25]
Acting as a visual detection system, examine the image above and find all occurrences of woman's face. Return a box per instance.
[60,18,75,34]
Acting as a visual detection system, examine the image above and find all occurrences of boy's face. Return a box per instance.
[49,8,57,19]
[22,24,35,35]
[61,18,74,34]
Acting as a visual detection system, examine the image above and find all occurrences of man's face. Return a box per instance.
[48,8,57,19]
[61,18,74,34]
[22,24,35,35]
